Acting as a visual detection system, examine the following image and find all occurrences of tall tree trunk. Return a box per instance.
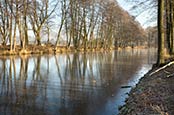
[36,32,41,45]
[47,26,50,43]
[24,16,28,46]
[13,21,17,51]
[56,0,66,46]
[9,15,13,51]
[157,0,165,65]
[170,0,174,54]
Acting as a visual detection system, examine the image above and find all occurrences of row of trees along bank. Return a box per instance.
[0,0,147,53]
[157,0,174,65]
[128,0,174,66]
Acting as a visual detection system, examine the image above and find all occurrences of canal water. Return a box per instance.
[0,49,156,115]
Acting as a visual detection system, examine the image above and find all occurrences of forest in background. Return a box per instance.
[125,0,174,65]
[0,0,148,54]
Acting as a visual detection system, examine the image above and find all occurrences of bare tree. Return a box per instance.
[29,0,57,45]
[0,0,10,46]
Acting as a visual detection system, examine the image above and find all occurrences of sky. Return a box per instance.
[117,0,157,29]
[52,0,156,29]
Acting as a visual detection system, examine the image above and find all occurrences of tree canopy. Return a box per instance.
[0,0,147,54]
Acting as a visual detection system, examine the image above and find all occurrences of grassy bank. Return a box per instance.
[0,44,114,55]
[119,61,174,115]
[0,44,148,56]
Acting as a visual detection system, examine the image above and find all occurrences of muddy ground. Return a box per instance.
[119,62,174,115]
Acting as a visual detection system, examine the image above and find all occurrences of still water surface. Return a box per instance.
[0,49,156,115]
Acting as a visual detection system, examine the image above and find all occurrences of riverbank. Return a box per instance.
[0,44,147,56]
[119,61,174,115]
[0,44,113,55]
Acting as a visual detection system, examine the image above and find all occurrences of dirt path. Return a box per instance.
[119,62,174,115]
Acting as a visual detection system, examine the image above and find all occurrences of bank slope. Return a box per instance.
[119,62,174,115]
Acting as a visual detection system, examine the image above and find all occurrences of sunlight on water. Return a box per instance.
[0,49,156,115]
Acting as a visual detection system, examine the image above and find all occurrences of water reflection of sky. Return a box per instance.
[0,49,156,115]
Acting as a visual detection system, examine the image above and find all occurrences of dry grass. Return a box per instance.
[119,64,174,115]
[151,105,169,115]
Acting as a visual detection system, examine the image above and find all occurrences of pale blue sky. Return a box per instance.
[117,0,157,28]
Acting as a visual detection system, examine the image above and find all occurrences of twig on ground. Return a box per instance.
[167,73,174,78]
[149,61,174,76]
[164,70,170,74]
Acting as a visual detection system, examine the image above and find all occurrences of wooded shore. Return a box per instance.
[0,44,146,56]
[119,61,174,115]
[0,45,114,56]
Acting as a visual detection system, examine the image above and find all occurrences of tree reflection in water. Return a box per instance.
[0,49,156,115]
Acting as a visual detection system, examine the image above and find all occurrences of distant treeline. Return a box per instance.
[0,0,147,51]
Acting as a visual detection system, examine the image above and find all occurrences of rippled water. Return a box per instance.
[0,49,156,115]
